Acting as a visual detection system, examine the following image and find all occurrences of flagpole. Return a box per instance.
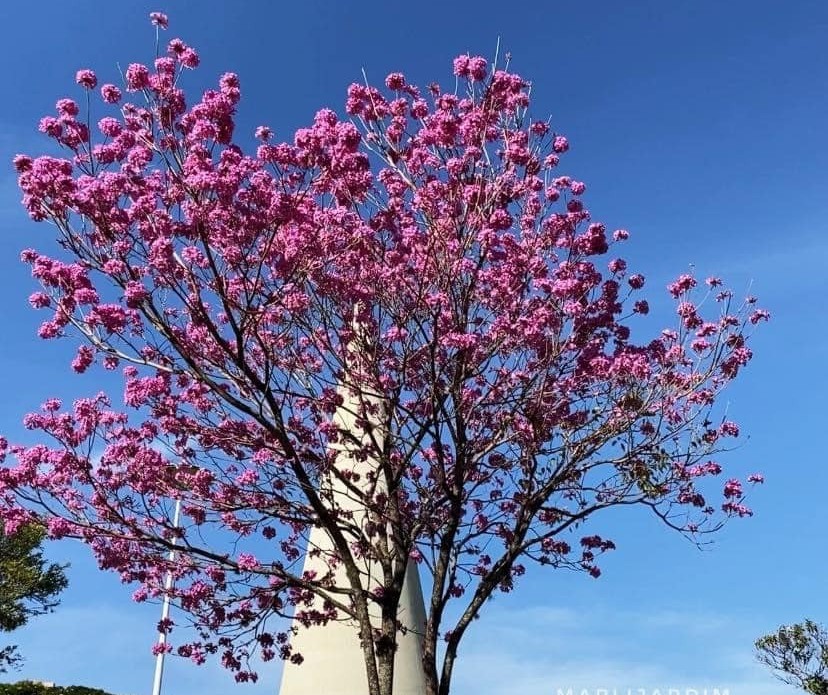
[151,497,182,695]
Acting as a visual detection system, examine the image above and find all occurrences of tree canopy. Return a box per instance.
[0,11,767,695]
[756,620,828,695]
[0,523,68,673]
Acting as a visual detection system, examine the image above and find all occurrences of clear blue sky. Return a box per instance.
[1,1,826,694]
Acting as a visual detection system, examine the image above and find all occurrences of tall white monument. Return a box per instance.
[278,382,428,695]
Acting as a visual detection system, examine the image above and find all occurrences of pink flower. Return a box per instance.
[668,273,697,298]
[37,320,61,339]
[453,55,470,77]
[385,72,406,90]
[149,11,169,28]
[167,38,186,56]
[125,63,150,91]
[747,473,764,484]
[155,56,176,77]
[75,69,97,89]
[236,553,259,571]
[255,125,272,141]
[180,48,200,69]
[723,479,742,498]
[628,274,645,289]
[12,155,32,173]
[98,117,122,137]
[722,501,753,517]
[42,398,61,412]
[613,229,629,241]
[71,346,94,373]
[677,301,697,318]
[468,56,488,81]
[220,72,240,92]
[608,258,626,274]
[56,98,79,117]
[552,136,569,153]
[28,292,50,309]
[46,517,73,539]
[124,281,149,308]
[100,83,122,103]
[410,99,428,119]
[691,338,710,352]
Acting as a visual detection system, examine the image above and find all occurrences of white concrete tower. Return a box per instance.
[278,381,427,695]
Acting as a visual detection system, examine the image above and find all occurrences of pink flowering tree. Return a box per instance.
[0,13,768,695]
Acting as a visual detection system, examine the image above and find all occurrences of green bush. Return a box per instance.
[0,682,120,695]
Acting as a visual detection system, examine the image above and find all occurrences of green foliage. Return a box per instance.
[0,682,119,695]
[0,523,68,672]
[756,620,828,694]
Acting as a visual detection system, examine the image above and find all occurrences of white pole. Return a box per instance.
[151,497,182,695]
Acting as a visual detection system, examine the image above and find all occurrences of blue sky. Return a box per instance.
[0,1,826,693]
